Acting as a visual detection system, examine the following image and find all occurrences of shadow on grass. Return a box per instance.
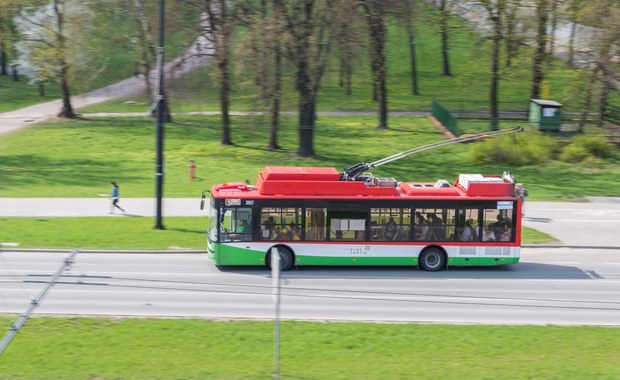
[0,154,143,188]
[166,227,204,235]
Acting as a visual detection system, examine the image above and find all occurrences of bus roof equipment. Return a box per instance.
[340,126,524,181]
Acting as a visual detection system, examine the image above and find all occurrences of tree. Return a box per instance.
[530,0,549,100]
[438,0,452,76]
[503,1,521,68]
[400,0,420,95]
[582,0,619,127]
[566,0,583,67]
[0,1,21,80]
[479,0,507,131]
[574,0,619,130]
[189,0,235,146]
[362,0,388,129]
[15,0,99,117]
[126,0,172,122]
[236,0,285,150]
[333,0,361,97]
[276,0,344,157]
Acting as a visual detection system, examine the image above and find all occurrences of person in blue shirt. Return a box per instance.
[110,182,125,214]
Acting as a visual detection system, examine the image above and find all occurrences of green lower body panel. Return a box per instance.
[209,242,520,268]
[295,255,418,266]
[448,257,520,266]
[213,243,266,265]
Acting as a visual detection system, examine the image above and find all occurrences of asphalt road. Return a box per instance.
[1,248,619,325]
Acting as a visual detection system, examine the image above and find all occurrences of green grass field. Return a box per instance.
[1,115,618,199]
[0,217,207,250]
[0,75,61,113]
[0,317,618,380]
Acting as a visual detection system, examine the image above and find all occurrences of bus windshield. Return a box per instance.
[206,197,217,243]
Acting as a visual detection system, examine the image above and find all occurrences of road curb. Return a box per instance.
[0,248,208,254]
[522,244,620,250]
[3,246,620,253]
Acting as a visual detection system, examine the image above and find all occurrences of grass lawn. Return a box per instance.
[1,115,619,200]
[0,75,61,113]
[0,317,618,380]
[0,217,207,250]
[0,217,554,249]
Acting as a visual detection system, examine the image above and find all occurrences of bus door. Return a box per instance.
[328,202,369,241]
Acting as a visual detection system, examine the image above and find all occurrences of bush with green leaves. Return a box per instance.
[560,134,614,163]
[469,129,559,165]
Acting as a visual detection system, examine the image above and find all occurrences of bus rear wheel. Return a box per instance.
[419,247,446,272]
[266,246,295,271]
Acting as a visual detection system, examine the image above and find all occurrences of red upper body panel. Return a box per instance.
[211,167,517,200]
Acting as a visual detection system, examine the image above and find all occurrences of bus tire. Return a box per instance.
[419,247,446,272]
[266,246,295,271]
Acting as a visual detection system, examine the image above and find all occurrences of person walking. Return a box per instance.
[110,182,125,214]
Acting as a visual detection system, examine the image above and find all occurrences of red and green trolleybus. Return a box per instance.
[202,128,524,271]
[203,165,522,271]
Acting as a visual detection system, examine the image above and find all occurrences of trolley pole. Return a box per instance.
[154,0,165,230]
[271,248,281,379]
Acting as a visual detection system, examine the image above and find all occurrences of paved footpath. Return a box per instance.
[2,197,620,248]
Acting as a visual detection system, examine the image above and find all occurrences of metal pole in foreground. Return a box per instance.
[271,248,281,379]
[154,0,165,230]
[0,249,80,356]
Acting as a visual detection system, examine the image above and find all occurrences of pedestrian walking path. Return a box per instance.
[2,197,620,248]
[0,198,206,218]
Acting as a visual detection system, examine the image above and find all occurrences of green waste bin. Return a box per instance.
[529,99,562,131]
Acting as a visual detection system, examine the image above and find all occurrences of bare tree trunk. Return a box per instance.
[568,1,578,67]
[504,4,518,68]
[403,0,420,95]
[364,0,388,129]
[268,2,282,151]
[58,64,76,118]
[597,80,611,128]
[219,54,232,145]
[0,44,7,75]
[54,0,76,118]
[548,0,558,57]
[489,5,503,131]
[439,0,452,76]
[530,0,549,100]
[8,16,19,81]
[298,71,315,157]
[578,70,598,132]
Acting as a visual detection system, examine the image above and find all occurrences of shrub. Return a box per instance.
[559,144,589,163]
[469,129,558,165]
[559,135,613,163]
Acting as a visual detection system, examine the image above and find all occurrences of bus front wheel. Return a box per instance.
[419,247,446,272]
[266,246,295,271]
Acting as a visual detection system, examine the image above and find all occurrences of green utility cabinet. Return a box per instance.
[529,99,563,131]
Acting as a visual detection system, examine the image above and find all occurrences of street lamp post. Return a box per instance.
[154,0,165,230]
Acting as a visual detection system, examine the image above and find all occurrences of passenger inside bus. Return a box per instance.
[460,220,473,241]
[235,219,247,233]
[385,217,398,240]
[263,216,276,239]
[414,213,429,241]
[287,222,301,240]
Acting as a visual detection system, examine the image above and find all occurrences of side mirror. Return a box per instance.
[199,190,209,210]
